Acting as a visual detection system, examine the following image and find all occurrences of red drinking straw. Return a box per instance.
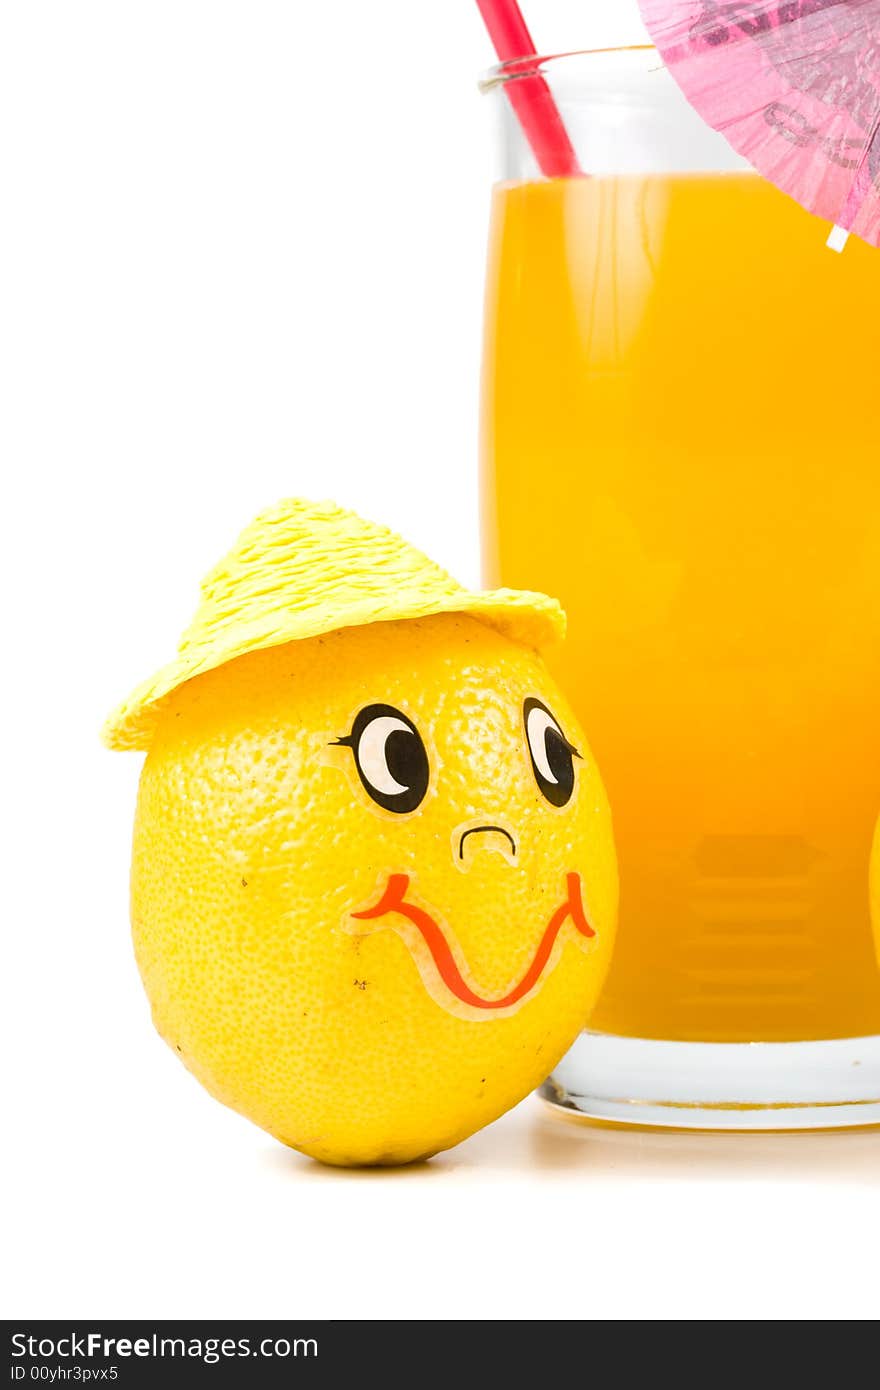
[476,0,582,178]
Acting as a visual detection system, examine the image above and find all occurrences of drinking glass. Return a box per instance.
[480,43,880,1128]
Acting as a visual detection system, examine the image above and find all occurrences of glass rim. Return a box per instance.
[478,45,657,94]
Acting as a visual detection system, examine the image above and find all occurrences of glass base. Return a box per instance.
[542,1031,880,1131]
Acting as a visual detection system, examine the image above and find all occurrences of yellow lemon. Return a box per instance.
[106,501,618,1165]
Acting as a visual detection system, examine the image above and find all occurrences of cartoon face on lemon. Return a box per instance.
[104,500,617,1165]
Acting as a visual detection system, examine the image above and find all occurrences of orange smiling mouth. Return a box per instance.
[351,872,594,1011]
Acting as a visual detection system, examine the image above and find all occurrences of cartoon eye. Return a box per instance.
[335,703,430,814]
[523,697,580,808]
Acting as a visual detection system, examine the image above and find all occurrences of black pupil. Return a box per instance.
[386,727,423,789]
[545,728,573,786]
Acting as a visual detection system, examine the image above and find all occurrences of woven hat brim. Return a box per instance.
[101,587,565,752]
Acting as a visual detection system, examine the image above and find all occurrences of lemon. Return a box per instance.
[107,498,619,1165]
[132,613,617,1165]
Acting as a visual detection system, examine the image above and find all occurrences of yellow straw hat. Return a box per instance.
[103,497,566,752]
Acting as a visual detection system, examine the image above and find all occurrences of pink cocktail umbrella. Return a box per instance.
[638,0,880,249]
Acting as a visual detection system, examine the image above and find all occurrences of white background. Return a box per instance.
[3,1,878,1324]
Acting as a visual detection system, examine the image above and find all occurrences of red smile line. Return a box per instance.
[351,873,594,1010]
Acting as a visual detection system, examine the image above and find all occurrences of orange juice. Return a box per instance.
[481,172,880,1043]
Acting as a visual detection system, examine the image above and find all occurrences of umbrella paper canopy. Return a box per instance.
[638,0,880,249]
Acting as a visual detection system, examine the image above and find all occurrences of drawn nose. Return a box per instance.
[457,824,517,864]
